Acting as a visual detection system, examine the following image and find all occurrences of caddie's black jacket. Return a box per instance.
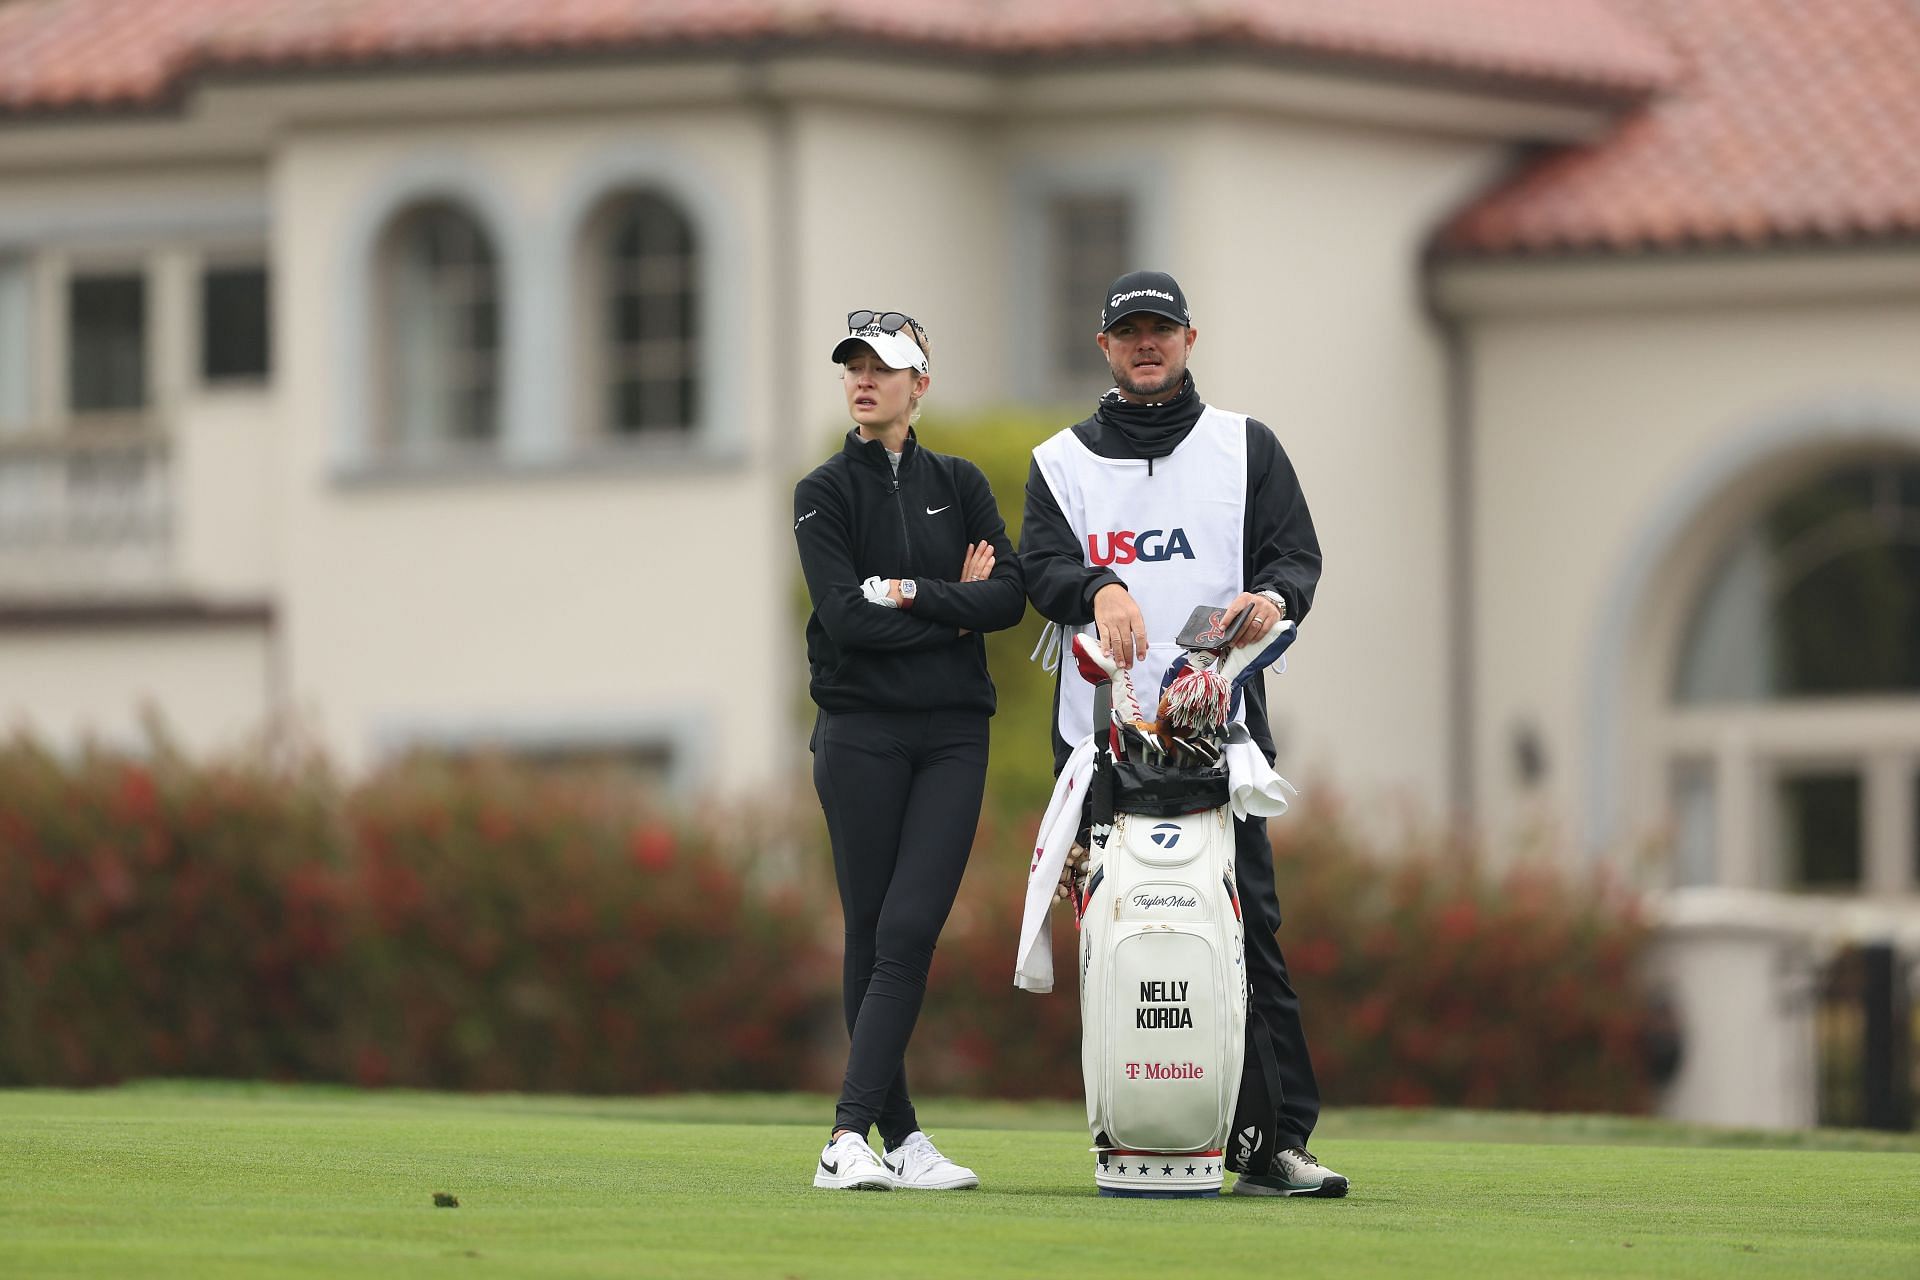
[794,428,1026,715]
[1019,405,1321,773]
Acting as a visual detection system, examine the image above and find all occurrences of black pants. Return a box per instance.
[1227,813,1322,1172]
[811,709,989,1147]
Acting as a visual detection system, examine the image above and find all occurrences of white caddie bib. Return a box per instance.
[1034,406,1248,745]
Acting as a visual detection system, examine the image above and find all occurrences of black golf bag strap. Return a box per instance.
[1090,679,1114,837]
[1230,1010,1285,1175]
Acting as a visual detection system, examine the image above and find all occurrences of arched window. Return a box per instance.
[1677,458,1920,702]
[1664,456,1920,894]
[590,191,697,437]
[379,201,499,454]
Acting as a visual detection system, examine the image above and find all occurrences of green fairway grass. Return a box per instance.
[2,1084,1916,1278]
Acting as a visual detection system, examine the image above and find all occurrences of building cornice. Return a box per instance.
[0,50,1621,172]
[1432,245,1920,317]
[0,598,274,630]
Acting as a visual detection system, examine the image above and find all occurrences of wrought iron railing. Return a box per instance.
[1815,942,1917,1130]
[0,421,171,592]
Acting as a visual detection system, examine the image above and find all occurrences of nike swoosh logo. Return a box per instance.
[819,1159,838,1175]
[925,505,951,515]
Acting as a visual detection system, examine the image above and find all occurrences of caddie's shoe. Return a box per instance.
[883,1131,979,1190]
[1229,1147,1349,1198]
[813,1131,896,1190]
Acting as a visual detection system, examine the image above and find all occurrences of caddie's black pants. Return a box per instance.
[811,708,989,1148]
[1228,813,1323,1171]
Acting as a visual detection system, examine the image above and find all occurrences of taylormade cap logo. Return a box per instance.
[1101,269,1190,330]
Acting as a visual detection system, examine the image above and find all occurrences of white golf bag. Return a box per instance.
[1077,680,1247,1197]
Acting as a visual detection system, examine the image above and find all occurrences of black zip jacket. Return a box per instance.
[795,428,1026,715]
[1018,406,1322,772]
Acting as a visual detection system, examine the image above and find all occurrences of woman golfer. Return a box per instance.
[792,311,1026,1190]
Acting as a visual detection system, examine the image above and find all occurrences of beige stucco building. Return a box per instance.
[1,0,1915,1128]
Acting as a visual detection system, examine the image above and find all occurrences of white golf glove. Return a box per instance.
[860,575,899,608]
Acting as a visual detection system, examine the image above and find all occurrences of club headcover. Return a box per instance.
[1159,665,1232,736]
[1219,620,1297,717]
[1071,632,1142,722]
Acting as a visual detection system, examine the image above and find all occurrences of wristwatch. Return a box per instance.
[899,578,918,609]
[1257,589,1287,619]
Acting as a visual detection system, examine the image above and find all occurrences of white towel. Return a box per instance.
[1013,736,1096,994]
[1223,722,1296,820]
[1013,730,1294,994]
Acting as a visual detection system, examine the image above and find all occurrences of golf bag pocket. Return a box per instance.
[1118,810,1221,868]
[1100,928,1235,1153]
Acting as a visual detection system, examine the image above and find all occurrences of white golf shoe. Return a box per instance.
[882,1131,979,1190]
[813,1130,897,1191]
[1229,1147,1349,1198]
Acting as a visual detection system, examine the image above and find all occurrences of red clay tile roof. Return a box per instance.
[0,1,1674,116]
[1440,0,1920,255]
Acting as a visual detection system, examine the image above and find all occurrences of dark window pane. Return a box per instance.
[453,386,495,441]
[69,273,146,412]
[614,294,642,344]
[468,295,497,349]
[640,292,684,342]
[612,379,643,434]
[1775,544,1920,695]
[640,379,681,431]
[1777,772,1863,890]
[202,265,270,382]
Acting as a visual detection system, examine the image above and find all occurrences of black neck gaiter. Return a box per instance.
[1093,371,1204,461]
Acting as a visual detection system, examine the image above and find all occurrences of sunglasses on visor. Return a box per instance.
[847,310,922,338]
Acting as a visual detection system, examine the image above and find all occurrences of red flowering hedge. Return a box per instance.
[0,737,1660,1111]
[1268,790,1662,1112]
[0,740,833,1093]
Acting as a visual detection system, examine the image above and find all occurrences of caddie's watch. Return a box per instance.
[899,578,918,608]
[1257,588,1287,619]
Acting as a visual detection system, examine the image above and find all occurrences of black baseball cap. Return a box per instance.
[1101,270,1190,331]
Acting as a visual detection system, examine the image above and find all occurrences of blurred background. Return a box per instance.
[0,0,1915,1131]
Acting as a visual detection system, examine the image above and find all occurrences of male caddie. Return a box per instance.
[1018,270,1347,1197]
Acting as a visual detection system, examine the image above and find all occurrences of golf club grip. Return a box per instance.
[1091,679,1114,835]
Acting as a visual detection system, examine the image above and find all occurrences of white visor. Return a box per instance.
[832,326,927,374]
